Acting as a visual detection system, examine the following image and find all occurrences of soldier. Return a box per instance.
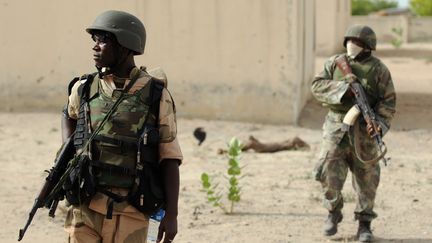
[311,25,396,242]
[61,10,182,243]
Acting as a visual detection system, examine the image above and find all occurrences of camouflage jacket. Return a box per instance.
[311,53,396,145]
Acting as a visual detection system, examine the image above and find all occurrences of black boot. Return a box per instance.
[323,211,343,236]
[357,221,373,242]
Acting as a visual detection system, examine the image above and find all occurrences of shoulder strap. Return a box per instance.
[136,78,164,169]
[77,72,98,104]
[149,78,165,122]
[67,77,80,96]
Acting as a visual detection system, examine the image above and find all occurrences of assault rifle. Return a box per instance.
[18,70,142,241]
[335,55,387,165]
[18,136,75,241]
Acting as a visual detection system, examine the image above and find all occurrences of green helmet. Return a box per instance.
[86,10,146,55]
[343,25,377,50]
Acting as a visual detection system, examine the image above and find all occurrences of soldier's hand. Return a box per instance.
[367,123,381,138]
[344,88,355,98]
[343,73,358,83]
[157,214,177,243]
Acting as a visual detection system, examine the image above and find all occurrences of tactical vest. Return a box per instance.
[74,71,163,189]
[330,54,381,113]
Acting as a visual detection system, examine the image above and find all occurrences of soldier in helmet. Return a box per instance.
[62,10,182,243]
[311,25,396,242]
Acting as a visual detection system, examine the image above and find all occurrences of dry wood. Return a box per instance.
[218,136,310,154]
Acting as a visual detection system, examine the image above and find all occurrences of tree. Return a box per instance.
[411,0,432,16]
[352,0,398,15]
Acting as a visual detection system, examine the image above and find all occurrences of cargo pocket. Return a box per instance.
[313,149,329,182]
[322,115,345,145]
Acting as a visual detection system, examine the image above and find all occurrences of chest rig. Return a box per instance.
[330,54,381,113]
[67,69,165,217]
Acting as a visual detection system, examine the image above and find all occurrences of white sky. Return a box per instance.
[397,0,410,8]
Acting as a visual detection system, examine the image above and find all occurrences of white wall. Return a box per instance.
[408,17,432,42]
[0,0,315,125]
[315,0,351,56]
[297,0,316,122]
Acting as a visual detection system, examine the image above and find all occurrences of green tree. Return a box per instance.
[411,0,432,16]
[352,0,398,15]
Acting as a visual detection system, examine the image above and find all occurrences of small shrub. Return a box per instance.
[391,27,403,49]
[201,137,244,214]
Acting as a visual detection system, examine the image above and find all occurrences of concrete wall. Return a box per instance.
[408,17,432,42]
[350,16,409,44]
[0,0,315,125]
[298,0,316,118]
[351,16,432,43]
[315,0,351,56]
[350,15,432,44]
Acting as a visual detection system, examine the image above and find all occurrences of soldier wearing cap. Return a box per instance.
[62,10,182,243]
[311,25,396,242]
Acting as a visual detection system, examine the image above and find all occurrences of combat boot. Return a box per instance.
[323,211,343,236]
[357,221,373,242]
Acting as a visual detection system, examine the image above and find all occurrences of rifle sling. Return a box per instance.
[350,120,387,166]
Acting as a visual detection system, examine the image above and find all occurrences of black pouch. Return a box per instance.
[128,127,165,215]
[142,126,159,146]
[63,155,97,205]
[128,163,165,215]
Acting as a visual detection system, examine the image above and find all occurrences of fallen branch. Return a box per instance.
[218,136,310,154]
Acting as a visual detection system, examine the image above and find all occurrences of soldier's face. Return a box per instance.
[91,32,120,68]
[347,38,366,49]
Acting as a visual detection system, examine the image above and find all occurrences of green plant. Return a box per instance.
[391,27,403,48]
[411,0,432,16]
[201,173,225,212]
[201,137,243,214]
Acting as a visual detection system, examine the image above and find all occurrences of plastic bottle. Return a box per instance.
[147,209,165,242]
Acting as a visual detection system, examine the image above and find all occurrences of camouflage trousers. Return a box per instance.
[65,201,150,243]
[314,134,380,222]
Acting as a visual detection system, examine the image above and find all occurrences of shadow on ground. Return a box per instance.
[331,236,432,243]
[299,92,432,131]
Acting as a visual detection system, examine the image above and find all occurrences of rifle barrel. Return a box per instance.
[18,200,40,241]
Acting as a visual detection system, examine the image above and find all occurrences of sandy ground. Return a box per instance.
[1,53,432,243]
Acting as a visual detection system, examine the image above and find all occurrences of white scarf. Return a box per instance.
[346,41,363,59]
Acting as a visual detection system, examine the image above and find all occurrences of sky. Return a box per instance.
[397,0,410,8]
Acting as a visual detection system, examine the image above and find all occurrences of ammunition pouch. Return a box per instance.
[127,124,165,215]
[128,163,165,215]
[62,155,97,205]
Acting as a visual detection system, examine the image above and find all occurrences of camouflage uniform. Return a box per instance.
[65,67,183,243]
[61,10,182,243]
[312,47,396,221]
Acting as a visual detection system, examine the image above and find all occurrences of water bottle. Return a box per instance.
[147,209,165,242]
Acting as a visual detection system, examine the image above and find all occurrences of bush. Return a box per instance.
[352,0,398,15]
[391,27,403,48]
[411,0,432,16]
